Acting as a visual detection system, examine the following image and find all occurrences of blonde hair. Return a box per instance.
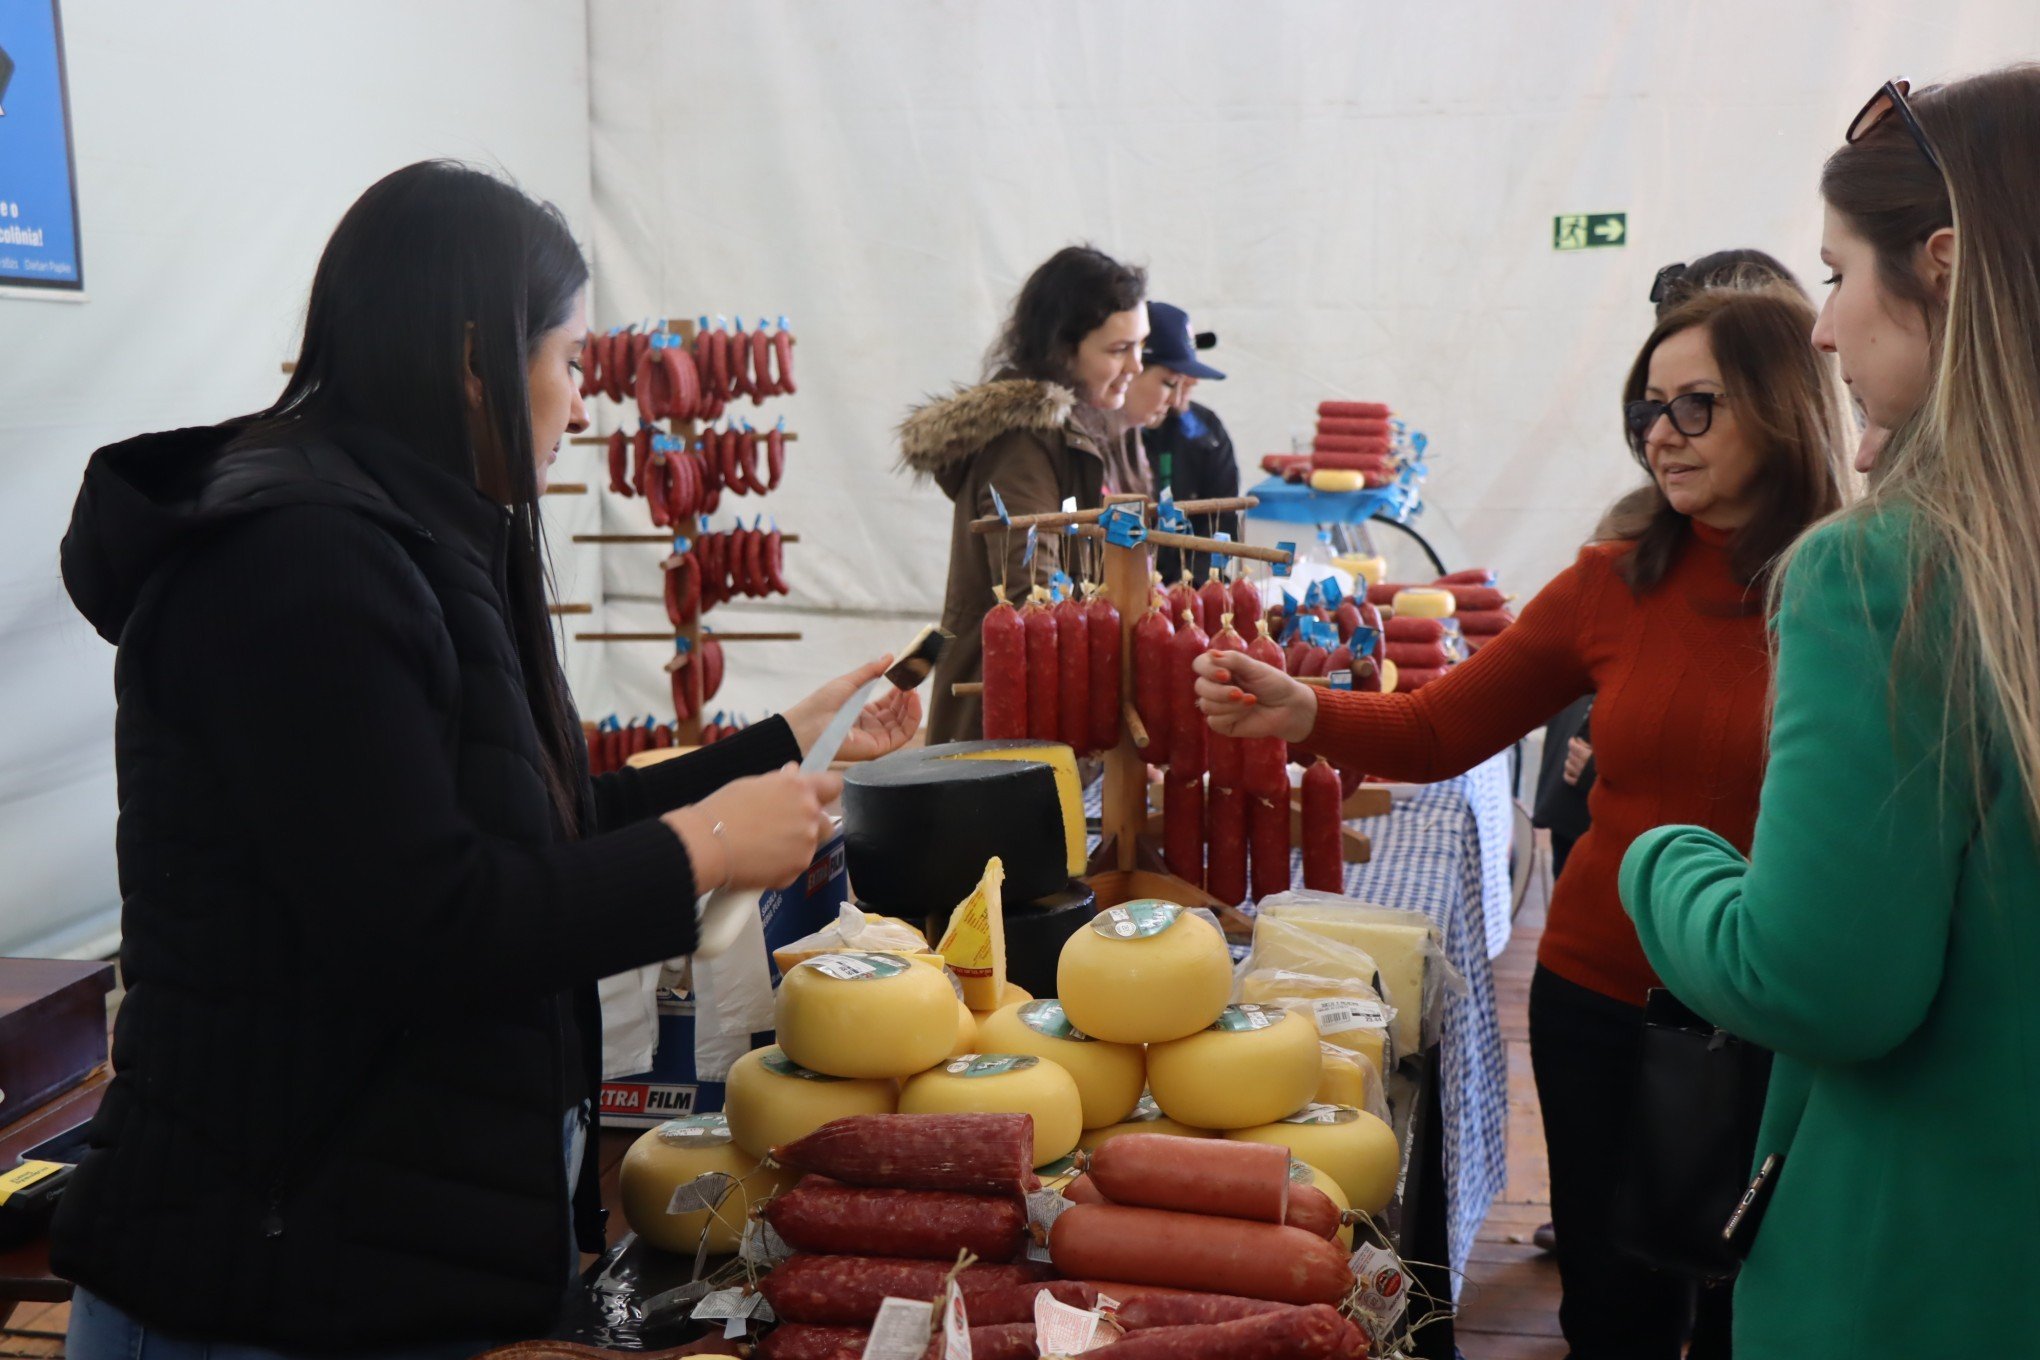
[1800,65,2040,831]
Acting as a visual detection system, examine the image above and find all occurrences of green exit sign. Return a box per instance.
[1554,213,1627,250]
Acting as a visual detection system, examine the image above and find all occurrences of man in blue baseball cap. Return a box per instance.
[1136,303,1239,583]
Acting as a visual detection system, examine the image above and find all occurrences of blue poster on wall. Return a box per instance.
[0,0,83,293]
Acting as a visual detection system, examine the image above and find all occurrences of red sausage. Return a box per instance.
[1249,793,1290,902]
[1022,601,1060,743]
[631,426,655,499]
[1162,769,1205,888]
[700,635,724,703]
[774,327,797,395]
[756,1324,867,1360]
[1166,579,1199,633]
[1456,608,1516,635]
[981,602,1029,741]
[767,423,786,491]
[727,322,752,399]
[1047,1203,1353,1305]
[1301,759,1343,892]
[1385,616,1446,643]
[1085,1135,1289,1224]
[1365,583,1404,607]
[1357,603,1387,663]
[761,1181,1027,1262]
[1055,596,1091,755]
[1435,566,1497,586]
[1115,1294,1290,1330]
[1132,605,1175,764]
[1168,611,1210,778]
[1085,596,1122,753]
[1299,644,1331,678]
[751,327,775,403]
[759,1257,1054,1328]
[1443,584,1507,612]
[766,528,791,596]
[1286,1182,1345,1241]
[643,452,670,528]
[738,428,764,493]
[1284,637,1312,674]
[1229,577,1262,636]
[1064,1174,1107,1205]
[915,1324,1039,1360]
[1315,416,1392,438]
[964,1280,1098,1325]
[1205,622,1246,790]
[668,659,695,723]
[1205,783,1247,906]
[1397,665,1449,690]
[771,1113,1036,1195]
[605,429,630,497]
[1333,600,1363,644]
[579,330,600,398]
[1242,625,1290,802]
[1091,1304,1356,1359]
[1196,576,1229,637]
[1386,640,1451,670]
[1317,400,1392,419]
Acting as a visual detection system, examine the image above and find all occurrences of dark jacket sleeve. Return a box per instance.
[151,508,703,1000]
[589,717,802,832]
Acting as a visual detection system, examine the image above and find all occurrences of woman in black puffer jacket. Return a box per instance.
[54,161,916,1360]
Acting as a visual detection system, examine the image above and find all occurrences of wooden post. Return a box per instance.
[1100,494,1155,873]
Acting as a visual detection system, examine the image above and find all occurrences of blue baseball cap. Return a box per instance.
[1142,302,1226,380]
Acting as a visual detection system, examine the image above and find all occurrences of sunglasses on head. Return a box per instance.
[1847,79,1942,174]
[1625,392,1725,447]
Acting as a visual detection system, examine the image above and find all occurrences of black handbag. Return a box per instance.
[1609,989,1775,1282]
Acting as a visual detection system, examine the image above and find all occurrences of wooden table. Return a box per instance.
[0,1068,106,1322]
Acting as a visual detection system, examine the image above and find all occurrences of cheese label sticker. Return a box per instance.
[665,1169,738,1215]
[1287,1158,1317,1186]
[760,1049,848,1082]
[654,1113,734,1148]
[804,951,908,981]
[1283,1102,1362,1126]
[1310,997,1390,1035]
[1092,900,1181,940]
[1213,1003,1283,1032]
[1017,999,1096,1042]
[1123,1093,1166,1122]
[944,1053,1040,1078]
[0,1160,63,1206]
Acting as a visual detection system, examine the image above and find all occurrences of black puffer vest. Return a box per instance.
[53,423,640,1351]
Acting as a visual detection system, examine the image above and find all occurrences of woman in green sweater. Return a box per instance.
[1621,68,2040,1355]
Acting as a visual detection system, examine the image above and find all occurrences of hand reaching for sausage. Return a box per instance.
[663,764,845,893]
[1191,650,1319,745]
[781,654,924,764]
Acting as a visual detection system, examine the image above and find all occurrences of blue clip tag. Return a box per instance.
[1209,529,1232,571]
[1273,542,1297,578]
[1350,625,1381,658]
[1321,575,1345,608]
[1050,569,1075,595]
[1302,580,1325,612]
[1156,489,1191,535]
[674,636,694,657]
[1103,503,1147,548]
[1329,669,1355,692]
[672,534,692,555]
[989,485,1012,526]
[1022,524,1038,567]
[698,514,712,533]
[1278,610,1304,646]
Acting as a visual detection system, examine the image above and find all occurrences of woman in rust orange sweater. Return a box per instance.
[1197,284,1849,1359]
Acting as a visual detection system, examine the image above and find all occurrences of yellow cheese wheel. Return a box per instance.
[1380,659,1399,694]
[1335,554,1387,590]
[1290,1157,1355,1250]
[1309,469,1365,493]
[1226,1103,1400,1213]
[1315,1049,1367,1108]
[1390,587,1456,620]
[971,980,1035,1022]
[1077,1093,1217,1150]
[975,999,1145,1128]
[775,952,960,1079]
[947,997,979,1060]
[723,1046,898,1160]
[1238,972,1391,1077]
[898,1053,1083,1167]
[1146,1005,1322,1130]
[942,744,1088,879]
[619,1113,797,1255]
[1057,902,1231,1044]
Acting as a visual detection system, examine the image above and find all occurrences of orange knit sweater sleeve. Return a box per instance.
[1305,552,1603,781]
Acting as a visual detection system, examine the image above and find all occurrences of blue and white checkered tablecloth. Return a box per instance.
[1086,752,1513,1291]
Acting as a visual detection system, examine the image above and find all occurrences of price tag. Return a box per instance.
[1209,529,1231,571]
[1022,525,1038,567]
[1321,574,1345,607]
[989,485,1012,526]
[1273,542,1297,578]
[738,1217,794,1268]
[1155,489,1190,534]
[1329,669,1354,691]
[1033,1292,1120,1354]
[1102,504,1147,548]
[1349,1243,1410,1348]
[1302,580,1325,611]
[663,1169,736,1214]
[1311,996,1390,1035]
[942,1288,973,1360]
[861,1298,935,1360]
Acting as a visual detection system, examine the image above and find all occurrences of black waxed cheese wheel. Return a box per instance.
[843,740,1084,916]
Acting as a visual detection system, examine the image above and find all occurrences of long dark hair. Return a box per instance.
[984,245,1147,385]
[247,160,589,833]
[1598,286,1850,597]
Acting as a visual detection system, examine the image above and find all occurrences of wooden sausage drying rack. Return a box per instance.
[950,493,1382,939]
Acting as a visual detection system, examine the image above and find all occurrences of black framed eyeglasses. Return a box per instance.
[1625,392,1725,445]
[1847,79,1942,174]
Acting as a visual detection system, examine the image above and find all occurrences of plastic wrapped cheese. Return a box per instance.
[772,904,931,975]
[1257,897,1461,1057]
[1238,965,1393,1077]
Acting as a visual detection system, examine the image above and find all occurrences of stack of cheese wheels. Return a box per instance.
[1077,1093,1218,1150]
[618,1112,798,1255]
[1146,1004,1323,1130]
[1227,1102,1400,1215]
[723,1045,898,1160]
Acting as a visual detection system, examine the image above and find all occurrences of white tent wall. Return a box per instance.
[0,0,598,958]
[582,0,2040,725]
